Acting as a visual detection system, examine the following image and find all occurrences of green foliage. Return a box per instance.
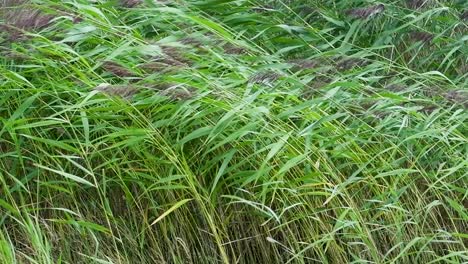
[0,0,467,263]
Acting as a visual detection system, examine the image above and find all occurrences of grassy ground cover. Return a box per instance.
[1,0,467,263]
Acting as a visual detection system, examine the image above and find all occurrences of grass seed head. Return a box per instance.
[160,45,192,65]
[139,49,190,73]
[179,37,203,48]
[444,90,468,108]
[249,71,281,84]
[0,4,55,41]
[94,83,138,98]
[1,49,30,60]
[223,43,247,55]
[0,24,25,40]
[407,0,430,9]
[345,4,385,19]
[420,104,438,114]
[422,86,443,97]
[102,61,135,77]
[288,59,320,71]
[409,31,434,43]
[302,76,331,98]
[120,0,142,8]
[159,85,196,101]
[336,57,370,71]
[140,61,168,72]
[7,9,54,30]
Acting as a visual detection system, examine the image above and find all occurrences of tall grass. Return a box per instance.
[1,0,467,263]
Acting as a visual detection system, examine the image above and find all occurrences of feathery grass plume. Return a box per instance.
[120,0,142,8]
[139,46,192,73]
[336,57,370,71]
[159,85,196,101]
[1,49,30,60]
[140,55,188,73]
[222,43,247,55]
[422,86,444,97]
[94,83,138,98]
[345,4,385,19]
[407,0,430,9]
[0,24,25,40]
[409,31,434,44]
[461,10,468,21]
[249,71,281,84]
[139,61,168,72]
[288,59,320,71]
[444,90,468,108]
[0,0,28,8]
[160,45,192,65]
[146,83,174,91]
[102,61,135,78]
[4,9,54,30]
[420,104,438,114]
[0,2,55,41]
[302,76,332,98]
[179,37,203,48]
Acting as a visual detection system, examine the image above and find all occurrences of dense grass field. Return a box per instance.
[1,0,467,263]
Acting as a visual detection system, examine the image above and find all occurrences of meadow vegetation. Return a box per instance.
[0,0,467,263]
